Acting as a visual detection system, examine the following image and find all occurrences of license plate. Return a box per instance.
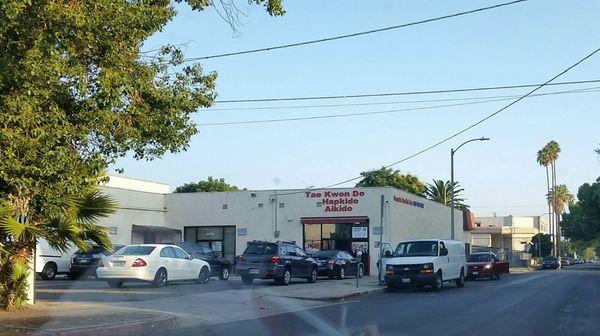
[472,271,479,275]
[112,261,125,267]
[250,269,260,274]
[401,278,410,284]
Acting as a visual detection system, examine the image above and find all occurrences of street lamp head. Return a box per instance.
[480,137,490,141]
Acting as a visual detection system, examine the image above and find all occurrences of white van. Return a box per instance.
[384,239,467,291]
[35,240,76,280]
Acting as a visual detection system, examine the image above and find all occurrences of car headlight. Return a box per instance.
[484,264,492,269]
[386,265,394,270]
[422,263,433,269]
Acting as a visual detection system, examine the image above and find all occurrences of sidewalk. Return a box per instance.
[0,276,383,334]
[510,267,535,274]
[0,302,175,336]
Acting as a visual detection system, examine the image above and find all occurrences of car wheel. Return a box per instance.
[152,268,168,288]
[308,268,318,283]
[337,267,345,280]
[358,264,364,278]
[432,272,443,291]
[276,269,291,286]
[241,276,254,285]
[107,280,123,288]
[41,263,57,280]
[455,269,465,288]
[218,266,230,281]
[196,266,211,284]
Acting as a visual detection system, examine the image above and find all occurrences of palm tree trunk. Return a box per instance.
[552,162,560,257]
[545,165,552,256]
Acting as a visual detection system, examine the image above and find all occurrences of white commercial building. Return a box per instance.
[98,176,474,276]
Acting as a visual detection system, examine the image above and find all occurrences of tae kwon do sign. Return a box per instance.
[305,190,365,212]
[393,195,425,209]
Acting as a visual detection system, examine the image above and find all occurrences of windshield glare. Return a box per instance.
[244,243,277,254]
[311,250,339,258]
[394,241,439,257]
[114,246,155,256]
[468,254,491,262]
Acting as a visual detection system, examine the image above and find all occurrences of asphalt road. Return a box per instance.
[35,274,342,302]
[168,264,600,336]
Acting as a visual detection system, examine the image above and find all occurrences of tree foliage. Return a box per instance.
[561,178,600,242]
[0,0,283,310]
[529,233,553,258]
[355,167,426,196]
[547,184,574,215]
[425,179,469,210]
[174,177,242,193]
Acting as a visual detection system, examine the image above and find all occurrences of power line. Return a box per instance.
[214,79,600,103]
[186,0,527,61]
[207,86,600,112]
[274,47,600,196]
[197,87,600,126]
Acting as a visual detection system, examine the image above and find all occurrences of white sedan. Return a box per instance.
[96,244,211,288]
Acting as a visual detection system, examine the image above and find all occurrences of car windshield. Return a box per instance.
[394,241,439,257]
[244,243,277,255]
[75,246,106,255]
[468,254,491,262]
[114,246,155,256]
[544,257,558,261]
[311,250,339,258]
[177,243,204,254]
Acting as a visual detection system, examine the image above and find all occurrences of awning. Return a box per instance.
[131,225,181,234]
[301,216,369,224]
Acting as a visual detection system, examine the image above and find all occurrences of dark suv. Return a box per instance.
[236,241,318,286]
[69,244,125,279]
[173,242,232,280]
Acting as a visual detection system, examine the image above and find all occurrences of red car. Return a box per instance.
[467,252,509,280]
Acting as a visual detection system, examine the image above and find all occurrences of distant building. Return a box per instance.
[470,215,548,252]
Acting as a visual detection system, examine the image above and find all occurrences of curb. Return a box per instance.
[280,287,384,303]
[39,314,177,336]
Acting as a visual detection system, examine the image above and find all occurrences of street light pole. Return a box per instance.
[450,137,490,239]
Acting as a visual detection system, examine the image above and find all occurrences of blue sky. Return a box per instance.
[114,0,600,216]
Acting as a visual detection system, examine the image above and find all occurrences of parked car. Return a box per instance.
[541,256,560,269]
[562,257,574,266]
[236,240,318,286]
[35,240,77,280]
[466,251,508,280]
[172,242,232,280]
[96,244,211,288]
[69,244,125,280]
[311,250,364,279]
[384,239,467,291]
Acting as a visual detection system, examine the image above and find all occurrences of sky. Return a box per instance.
[113,0,600,217]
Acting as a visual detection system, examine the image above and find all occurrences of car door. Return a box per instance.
[378,242,394,284]
[294,246,310,277]
[173,246,195,280]
[495,252,510,273]
[159,247,179,279]
[342,252,357,276]
[438,241,451,279]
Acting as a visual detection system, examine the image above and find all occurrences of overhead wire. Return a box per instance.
[185,0,527,61]
[271,47,600,196]
[197,86,600,126]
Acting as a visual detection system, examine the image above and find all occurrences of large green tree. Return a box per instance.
[561,178,600,242]
[355,167,426,196]
[425,179,469,210]
[529,233,553,258]
[0,0,283,310]
[174,177,242,193]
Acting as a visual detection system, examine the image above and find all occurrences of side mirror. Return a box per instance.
[440,248,448,256]
[384,251,393,258]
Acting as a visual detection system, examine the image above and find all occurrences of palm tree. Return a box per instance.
[537,147,553,247]
[0,187,117,310]
[548,184,574,216]
[425,179,469,210]
[545,141,561,255]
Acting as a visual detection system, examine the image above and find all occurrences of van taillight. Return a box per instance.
[270,256,281,263]
[132,258,147,267]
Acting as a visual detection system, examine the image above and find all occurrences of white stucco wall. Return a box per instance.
[103,175,170,194]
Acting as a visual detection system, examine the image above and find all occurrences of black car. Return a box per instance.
[311,250,364,279]
[174,242,232,280]
[541,256,560,269]
[69,244,125,279]
[236,240,318,286]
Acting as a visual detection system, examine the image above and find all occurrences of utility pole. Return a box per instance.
[450,137,490,239]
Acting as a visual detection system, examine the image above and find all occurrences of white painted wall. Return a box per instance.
[103,175,169,194]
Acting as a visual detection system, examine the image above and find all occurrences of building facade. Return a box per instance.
[99,176,473,276]
[470,215,548,252]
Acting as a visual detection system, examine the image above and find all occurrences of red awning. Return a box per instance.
[301,216,369,224]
